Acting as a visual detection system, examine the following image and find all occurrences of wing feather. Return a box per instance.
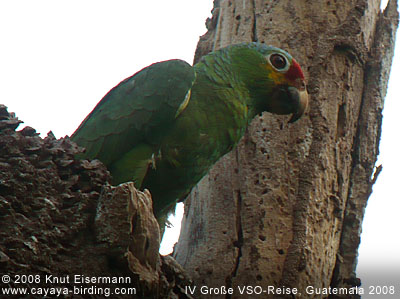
[71,59,196,169]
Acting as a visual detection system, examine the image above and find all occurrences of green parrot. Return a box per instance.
[71,42,308,224]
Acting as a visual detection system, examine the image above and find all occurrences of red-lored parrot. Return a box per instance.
[71,42,308,224]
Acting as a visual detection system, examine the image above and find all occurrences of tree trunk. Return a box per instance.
[0,105,192,298]
[174,0,398,298]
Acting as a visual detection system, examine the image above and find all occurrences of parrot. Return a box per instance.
[71,42,308,225]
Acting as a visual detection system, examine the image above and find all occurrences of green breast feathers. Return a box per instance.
[71,42,308,220]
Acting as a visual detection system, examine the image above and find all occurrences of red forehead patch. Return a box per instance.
[285,59,305,81]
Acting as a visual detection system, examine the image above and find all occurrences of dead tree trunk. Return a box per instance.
[174,0,398,297]
[0,105,192,298]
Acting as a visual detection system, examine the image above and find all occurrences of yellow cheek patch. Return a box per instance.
[262,63,286,85]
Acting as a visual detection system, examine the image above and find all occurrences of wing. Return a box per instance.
[71,59,196,185]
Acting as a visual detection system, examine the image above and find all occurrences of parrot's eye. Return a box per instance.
[269,54,288,71]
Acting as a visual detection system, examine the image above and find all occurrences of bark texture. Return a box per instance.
[0,105,192,298]
[174,0,398,297]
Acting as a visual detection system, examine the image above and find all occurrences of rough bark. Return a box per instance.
[0,105,192,298]
[174,0,398,298]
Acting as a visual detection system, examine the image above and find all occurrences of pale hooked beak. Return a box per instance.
[288,87,308,123]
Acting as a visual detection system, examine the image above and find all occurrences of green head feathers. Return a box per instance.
[196,42,308,122]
